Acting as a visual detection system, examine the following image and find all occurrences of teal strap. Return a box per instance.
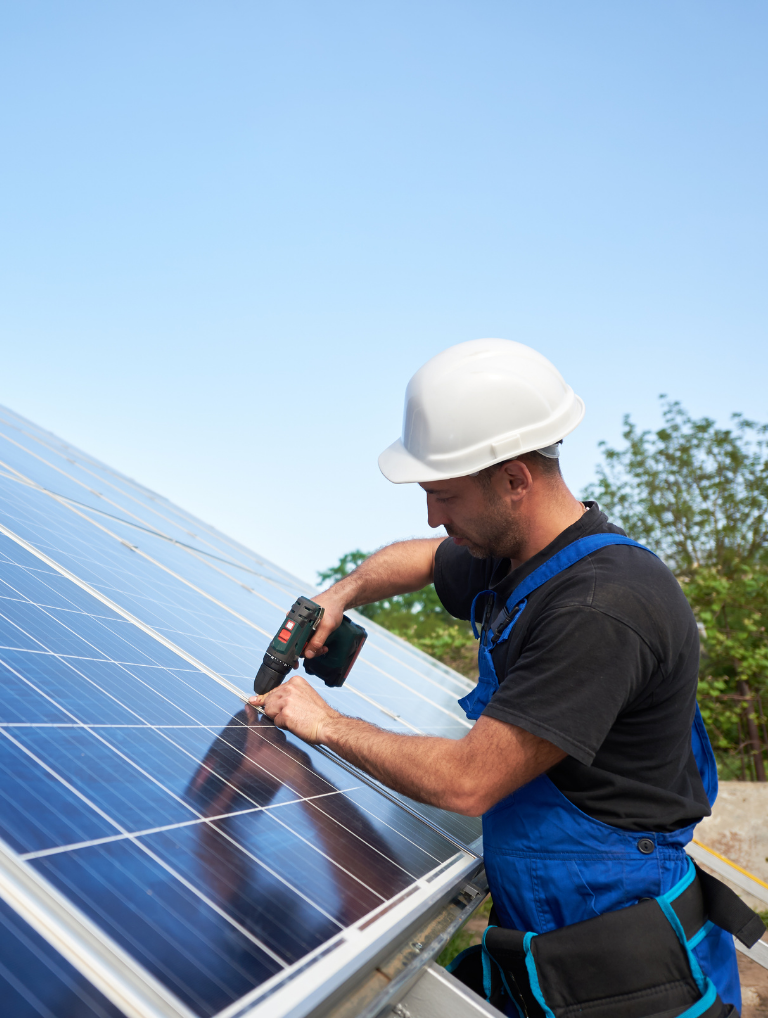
[656,859,707,993]
[673,977,719,1018]
[687,920,714,951]
[481,925,496,1000]
[522,932,557,1018]
[481,927,527,1017]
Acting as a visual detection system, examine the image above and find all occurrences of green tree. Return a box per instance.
[586,400,768,780]
[317,550,478,678]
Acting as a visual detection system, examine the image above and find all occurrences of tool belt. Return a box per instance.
[449,861,765,1018]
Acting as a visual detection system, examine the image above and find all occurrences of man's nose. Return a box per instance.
[426,496,450,530]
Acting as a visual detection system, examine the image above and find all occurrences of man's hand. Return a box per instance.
[300,538,445,662]
[303,589,346,660]
[250,675,340,744]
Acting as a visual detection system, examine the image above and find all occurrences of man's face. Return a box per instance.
[420,470,528,560]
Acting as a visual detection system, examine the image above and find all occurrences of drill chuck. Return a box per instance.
[253,653,292,696]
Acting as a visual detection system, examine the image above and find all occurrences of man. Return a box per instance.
[251,339,742,1015]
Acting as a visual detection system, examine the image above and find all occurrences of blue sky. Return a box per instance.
[1,1,766,584]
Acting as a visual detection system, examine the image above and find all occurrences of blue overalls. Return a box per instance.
[458,534,741,1011]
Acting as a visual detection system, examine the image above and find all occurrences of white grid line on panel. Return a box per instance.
[0,638,226,733]
[0,727,125,835]
[3,708,354,928]
[0,457,474,840]
[0,410,310,615]
[0,607,423,872]
[256,807,383,902]
[0,608,340,838]
[3,643,343,839]
[0,415,483,1018]
[15,483,300,593]
[0,653,126,732]
[213,850,477,1018]
[77,498,469,725]
[1,464,302,603]
[301,796,439,876]
[307,792,444,868]
[365,638,474,694]
[0,427,206,544]
[0,464,286,653]
[154,718,428,884]
[19,789,358,862]
[340,681,423,732]
[0,723,224,728]
[356,657,471,728]
[0,442,189,555]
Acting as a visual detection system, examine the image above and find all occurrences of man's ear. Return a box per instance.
[497,458,533,500]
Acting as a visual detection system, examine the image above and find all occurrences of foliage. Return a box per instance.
[436,895,493,968]
[435,924,475,969]
[586,400,768,779]
[317,549,477,678]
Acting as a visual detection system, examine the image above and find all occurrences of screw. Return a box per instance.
[410,941,423,952]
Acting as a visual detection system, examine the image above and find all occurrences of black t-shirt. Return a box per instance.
[434,502,710,832]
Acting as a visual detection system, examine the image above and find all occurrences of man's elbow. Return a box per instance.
[445,784,507,817]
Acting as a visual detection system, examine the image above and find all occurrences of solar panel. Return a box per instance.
[0,405,483,1018]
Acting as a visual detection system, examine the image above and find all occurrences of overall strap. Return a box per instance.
[458,533,654,720]
[492,533,654,642]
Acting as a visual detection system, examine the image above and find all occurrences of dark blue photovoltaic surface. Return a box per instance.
[0,896,125,1018]
[33,840,283,1017]
[0,406,479,1017]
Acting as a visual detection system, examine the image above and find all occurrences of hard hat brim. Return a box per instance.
[378,394,585,484]
[378,439,456,484]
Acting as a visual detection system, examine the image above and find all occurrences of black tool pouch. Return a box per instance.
[451,863,764,1018]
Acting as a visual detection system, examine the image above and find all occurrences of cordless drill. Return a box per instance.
[253,596,368,696]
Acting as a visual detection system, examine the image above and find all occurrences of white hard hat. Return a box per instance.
[378,338,585,483]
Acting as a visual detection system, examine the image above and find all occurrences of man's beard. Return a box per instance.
[446,491,527,560]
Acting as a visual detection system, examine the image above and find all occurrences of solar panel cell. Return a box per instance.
[0,650,194,727]
[0,732,118,853]
[10,726,202,833]
[0,659,79,724]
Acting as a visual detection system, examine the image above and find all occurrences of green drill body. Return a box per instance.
[253,596,367,696]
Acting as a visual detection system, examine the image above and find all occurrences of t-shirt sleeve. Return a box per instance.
[433,539,494,620]
[483,606,659,765]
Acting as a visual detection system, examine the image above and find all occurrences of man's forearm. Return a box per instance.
[326,538,444,610]
[305,538,445,659]
[251,676,567,817]
[320,714,473,812]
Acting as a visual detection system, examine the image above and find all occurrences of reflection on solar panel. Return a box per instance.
[0,405,482,1018]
